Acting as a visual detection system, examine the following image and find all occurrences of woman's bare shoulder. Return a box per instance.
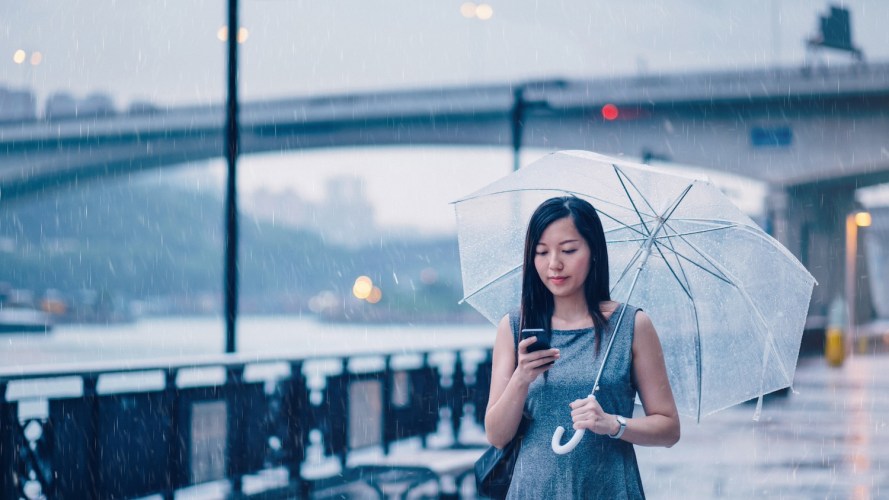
[633,309,656,332]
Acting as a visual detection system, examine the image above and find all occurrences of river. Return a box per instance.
[0,315,495,369]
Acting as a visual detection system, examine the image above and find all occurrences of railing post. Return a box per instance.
[283,361,308,496]
[451,351,466,442]
[226,365,246,495]
[420,352,430,449]
[164,369,180,500]
[83,375,100,499]
[0,381,18,499]
[382,355,393,456]
[339,357,349,471]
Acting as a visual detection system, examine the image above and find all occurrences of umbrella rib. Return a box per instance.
[608,223,739,243]
[453,187,657,221]
[661,219,813,279]
[612,181,698,304]
[612,180,700,301]
[613,165,655,237]
[659,242,735,286]
[614,164,664,220]
[600,212,654,239]
[459,263,523,303]
[610,244,648,297]
[644,195,726,299]
[630,182,730,292]
[661,217,807,286]
[668,217,758,226]
[649,230,694,301]
[641,182,714,422]
[657,220,735,284]
[672,233,795,384]
[654,223,705,421]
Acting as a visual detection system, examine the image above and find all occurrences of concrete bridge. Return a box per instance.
[2,62,889,318]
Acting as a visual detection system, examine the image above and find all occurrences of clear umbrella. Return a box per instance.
[453,150,816,452]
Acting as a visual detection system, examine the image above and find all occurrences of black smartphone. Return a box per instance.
[521,328,551,352]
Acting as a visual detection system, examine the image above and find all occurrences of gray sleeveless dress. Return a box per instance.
[506,305,645,499]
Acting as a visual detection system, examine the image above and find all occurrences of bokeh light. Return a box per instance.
[13,50,26,64]
[366,286,383,304]
[218,26,249,43]
[352,276,373,300]
[476,3,494,20]
[855,211,872,227]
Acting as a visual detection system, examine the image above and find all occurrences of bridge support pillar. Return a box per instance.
[767,185,874,324]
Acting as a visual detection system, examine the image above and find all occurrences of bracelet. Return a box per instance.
[609,415,627,439]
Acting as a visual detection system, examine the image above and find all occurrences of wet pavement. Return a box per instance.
[637,344,889,499]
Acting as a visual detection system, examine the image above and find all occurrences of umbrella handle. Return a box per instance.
[551,392,600,454]
[551,426,585,454]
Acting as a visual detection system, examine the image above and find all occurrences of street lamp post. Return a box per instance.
[509,80,566,172]
[844,207,871,356]
[224,0,240,354]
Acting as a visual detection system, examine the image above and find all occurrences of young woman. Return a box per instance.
[484,196,680,499]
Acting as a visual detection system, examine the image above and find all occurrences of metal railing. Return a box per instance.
[0,347,494,499]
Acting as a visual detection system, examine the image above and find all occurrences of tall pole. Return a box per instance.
[224,0,240,353]
[844,213,856,358]
[510,87,525,172]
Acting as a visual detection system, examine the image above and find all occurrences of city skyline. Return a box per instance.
[183,146,769,236]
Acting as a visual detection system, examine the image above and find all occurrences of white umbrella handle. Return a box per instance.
[551,426,584,454]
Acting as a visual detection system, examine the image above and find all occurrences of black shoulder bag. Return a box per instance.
[474,313,532,499]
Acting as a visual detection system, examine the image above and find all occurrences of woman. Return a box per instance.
[485,196,680,499]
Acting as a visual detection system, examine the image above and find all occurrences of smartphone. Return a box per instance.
[521,328,551,353]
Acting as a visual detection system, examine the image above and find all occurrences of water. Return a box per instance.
[0,315,495,370]
[1,315,496,408]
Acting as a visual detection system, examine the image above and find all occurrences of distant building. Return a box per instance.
[243,176,378,248]
[245,188,314,228]
[315,176,377,248]
[45,91,116,120]
[0,85,36,122]
[44,92,78,120]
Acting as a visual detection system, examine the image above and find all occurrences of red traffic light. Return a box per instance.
[601,104,619,121]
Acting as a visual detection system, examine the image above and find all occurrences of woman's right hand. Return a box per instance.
[514,336,559,385]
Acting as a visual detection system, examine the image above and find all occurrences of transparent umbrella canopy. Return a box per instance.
[453,150,816,422]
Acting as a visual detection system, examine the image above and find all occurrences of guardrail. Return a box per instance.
[0,347,495,499]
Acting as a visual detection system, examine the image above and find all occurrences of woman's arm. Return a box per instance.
[485,314,560,448]
[621,310,680,446]
[569,310,680,447]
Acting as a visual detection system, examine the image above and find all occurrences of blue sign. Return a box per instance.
[751,126,793,147]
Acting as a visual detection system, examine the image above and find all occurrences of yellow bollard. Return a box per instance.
[825,297,846,367]
[825,327,845,367]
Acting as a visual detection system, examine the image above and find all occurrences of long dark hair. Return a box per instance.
[520,196,611,346]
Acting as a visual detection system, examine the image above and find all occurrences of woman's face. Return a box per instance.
[534,216,591,300]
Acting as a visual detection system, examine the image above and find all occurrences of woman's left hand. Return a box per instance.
[569,396,616,435]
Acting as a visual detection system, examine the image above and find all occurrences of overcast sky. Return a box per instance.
[4,1,887,233]
[6,1,888,106]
